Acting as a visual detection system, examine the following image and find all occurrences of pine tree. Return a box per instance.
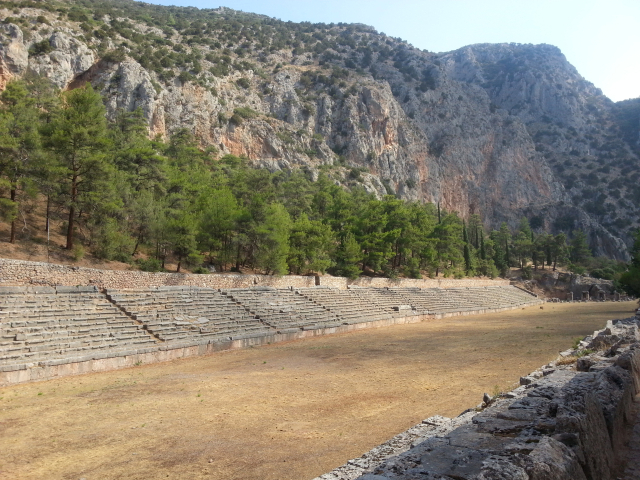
[513,218,533,269]
[0,81,42,243]
[335,232,362,279]
[197,186,239,270]
[551,233,568,271]
[432,213,464,277]
[169,212,202,273]
[462,222,472,274]
[287,213,334,274]
[496,222,512,273]
[464,243,471,274]
[569,229,592,266]
[42,84,110,250]
[253,202,291,275]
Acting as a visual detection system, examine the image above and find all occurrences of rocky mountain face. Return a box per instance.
[0,1,637,259]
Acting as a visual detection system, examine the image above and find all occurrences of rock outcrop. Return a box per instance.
[29,31,94,88]
[0,23,28,89]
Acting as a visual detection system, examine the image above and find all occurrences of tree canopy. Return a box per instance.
[0,77,627,282]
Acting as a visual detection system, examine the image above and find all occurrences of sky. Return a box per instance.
[143,0,640,102]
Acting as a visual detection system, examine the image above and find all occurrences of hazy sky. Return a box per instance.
[144,0,640,102]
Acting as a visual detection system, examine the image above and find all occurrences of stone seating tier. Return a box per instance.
[0,285,540,370]
[0,287,157,365]
[220,288,344,330]
[106,287,276,341]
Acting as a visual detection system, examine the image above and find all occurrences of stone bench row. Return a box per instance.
[0,334,157,365]
[0,285,541,369]
[0,289,160,366]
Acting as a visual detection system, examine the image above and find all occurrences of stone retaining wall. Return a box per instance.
[0,258,317,289]
[348,276,510,289]
[0,258,509,290]
[316,316,640,480]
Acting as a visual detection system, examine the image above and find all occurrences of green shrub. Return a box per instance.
[236,77,250,89]
[28,39,53,57]
[93,218,135,262]
[178,71,194,83]
[348,168,363,182]
[233,107,258,119]
[72,244,85,261]
[276,131,294,144]
[576,349,594,358]
[151,80,162,94]
[137,258,162,272]
[570,264,586,275]
[102,48,126,63]
[302,103,315,116]
[590,267,616,280]
[229,113,243,125]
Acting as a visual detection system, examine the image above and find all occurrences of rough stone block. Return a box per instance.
[55,285,98,294]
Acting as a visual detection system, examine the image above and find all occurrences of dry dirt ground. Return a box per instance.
[0,301,636,480]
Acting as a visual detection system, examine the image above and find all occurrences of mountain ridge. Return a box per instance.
[0,0,637,259]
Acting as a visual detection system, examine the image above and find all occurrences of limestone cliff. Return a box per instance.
[0,1,637,259]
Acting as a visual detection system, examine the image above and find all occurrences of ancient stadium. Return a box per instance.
[0,258,638,479]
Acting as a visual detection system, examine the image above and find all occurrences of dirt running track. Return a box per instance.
[0,302,635,480]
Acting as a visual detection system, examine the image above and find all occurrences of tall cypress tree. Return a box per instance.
[505,239,510,268]
[462,222,471,273]
[463,243,471,274]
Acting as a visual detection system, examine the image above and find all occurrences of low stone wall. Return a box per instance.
[348,276,510,289]
[318,276,348,289]
[0,258,317,289]
[316,316,640,480]
[0,258,509,290]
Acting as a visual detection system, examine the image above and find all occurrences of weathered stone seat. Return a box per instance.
[0,284,541,373]
[0,287,158,366]
[107,287,275,342]
[221,287,342,331]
